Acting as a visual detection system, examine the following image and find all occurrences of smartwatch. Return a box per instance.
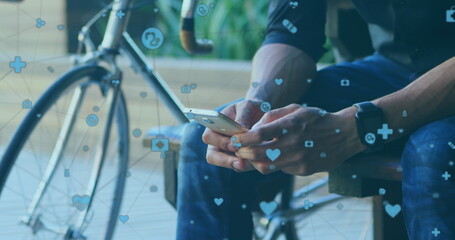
[353,102,385,153]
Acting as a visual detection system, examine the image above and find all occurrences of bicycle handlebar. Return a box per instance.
[180,0,213,55]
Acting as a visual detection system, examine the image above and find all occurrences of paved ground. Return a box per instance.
[0,1,373,239]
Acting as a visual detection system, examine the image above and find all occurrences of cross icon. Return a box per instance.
[9,56,26,73]
[116,10,125,19]
[377,123,393,140]
[432,228,440,237]
[442,171,451,181]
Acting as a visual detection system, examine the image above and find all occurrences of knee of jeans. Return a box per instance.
[402,117,455,175]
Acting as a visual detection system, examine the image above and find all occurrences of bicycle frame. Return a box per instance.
[98,0,189,124]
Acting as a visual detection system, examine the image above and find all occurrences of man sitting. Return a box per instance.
[177,0,455,239]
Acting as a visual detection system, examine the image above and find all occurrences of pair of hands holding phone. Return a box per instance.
[202,99,365,176]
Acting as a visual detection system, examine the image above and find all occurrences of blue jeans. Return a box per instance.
[176,53,455,239]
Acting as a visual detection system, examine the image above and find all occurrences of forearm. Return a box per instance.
[245,43,317,108]
[372,57,455,140]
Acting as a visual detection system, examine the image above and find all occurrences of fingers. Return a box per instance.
[231,104,302,146]
[234,99,264,129]
[206,146,255,171]
[253,104,301,128]
[202,128,236,152]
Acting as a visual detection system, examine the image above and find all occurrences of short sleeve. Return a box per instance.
[263,0,327,62]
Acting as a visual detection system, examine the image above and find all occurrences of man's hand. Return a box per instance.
[227,104,366,176]
[202,99,267,171]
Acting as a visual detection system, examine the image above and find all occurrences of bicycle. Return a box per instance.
[0,0,344,239]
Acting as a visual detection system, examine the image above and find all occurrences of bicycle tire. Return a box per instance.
[0,64,129,240]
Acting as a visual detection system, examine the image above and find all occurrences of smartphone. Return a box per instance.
[183,108,248,136]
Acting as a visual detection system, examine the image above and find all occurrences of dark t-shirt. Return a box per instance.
[264,0,455,74]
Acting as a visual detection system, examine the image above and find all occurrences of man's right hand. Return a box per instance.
[202,99,266,171]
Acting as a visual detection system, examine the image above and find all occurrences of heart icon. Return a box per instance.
[266,149,281,161]
[214,198,224,206]
[260,201,277,215]
[72,194,90,211]
[118,215,129,223]
[385,203,401,218]
[274,78,283,85]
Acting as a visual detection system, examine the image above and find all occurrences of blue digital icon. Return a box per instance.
[260,201,277,215]
[118,215,129,224]
[132,128,142,138]
[274,78,283,85]
[340,78,350,86]
[303,200,314,210]
[442,171,451,180]
[72,194,90,211]
[151,137,169,152]
[304,140,314,148]
[378,188,386,195]
[432,228,441,237]
[251,82,259,87]
[364,133,376,144]
[181,84,191,94]
[57,25,64,31]
[35,18,46,28]
[82,145,90,151]
[213,197,224,206]
[116,10,126,19]
[197,3,209,16]
[337,203,344,210]
[320,152,327,158]
[260,102,272,112]
[22,99,32,109]
[290,1,298,9]
[64,169,70,177]
[282,19,297,34]
[266,148,281,161]
[142,28,164,50]
[402,110,407,117]
[446,6,455,22]
[190,83,197,89]
[86,114,99,127]
[377,124,393,140]
[384,203,401,218]
[93,106,100,112]
[10,56,26,73]
[186,112,195,119]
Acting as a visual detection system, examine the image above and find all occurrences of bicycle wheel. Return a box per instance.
[0,64,129,240]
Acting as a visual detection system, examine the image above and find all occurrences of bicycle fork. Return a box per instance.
[22,86,88,234]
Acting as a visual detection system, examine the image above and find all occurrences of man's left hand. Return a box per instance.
[228,104,366,176]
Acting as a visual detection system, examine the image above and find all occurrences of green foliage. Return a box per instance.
[140,0,333,63]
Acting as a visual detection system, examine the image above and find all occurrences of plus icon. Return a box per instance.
[377,124,393,140]
[9,56,26,73]
[432,228,440,237]
[116,10,125,19]
[442,171,451,181]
